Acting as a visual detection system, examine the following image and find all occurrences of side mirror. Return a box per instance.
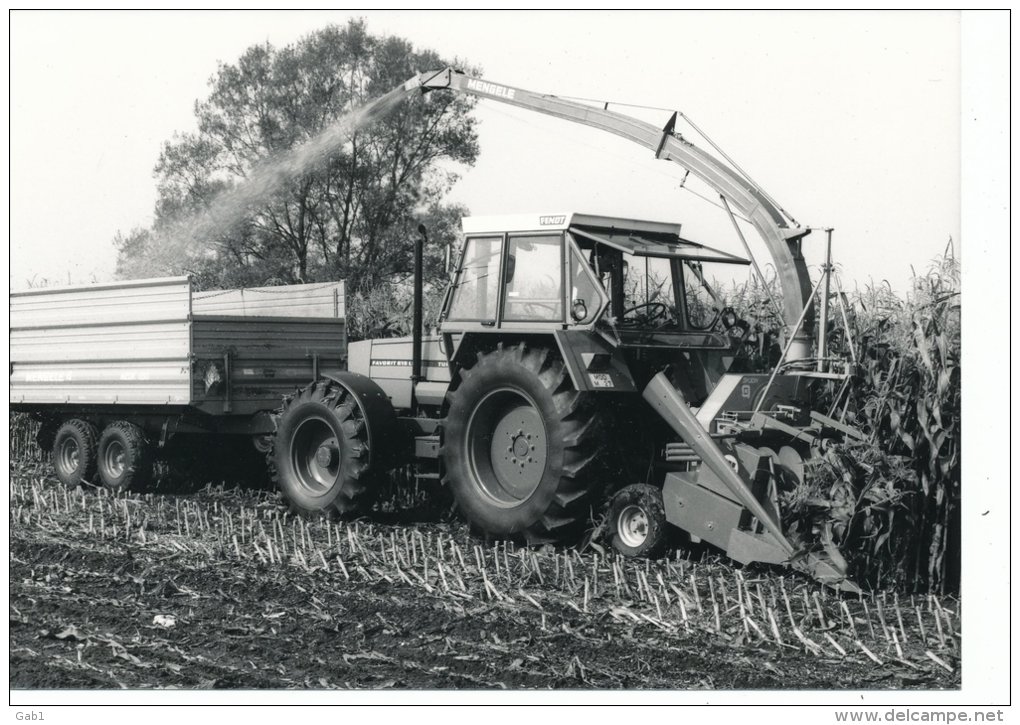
[505,254,516,285]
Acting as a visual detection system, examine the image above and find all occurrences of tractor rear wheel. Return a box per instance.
[607,484,669,559]
[272,378,388,517]
[51,419,99,487]
[441,343,610,543]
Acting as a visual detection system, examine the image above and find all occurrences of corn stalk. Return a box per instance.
[777,249,960,592]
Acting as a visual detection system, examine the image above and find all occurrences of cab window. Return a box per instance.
[448,236,502,321]
[682,260,726,329]
[503,235,563,322]
[634,256,677,310]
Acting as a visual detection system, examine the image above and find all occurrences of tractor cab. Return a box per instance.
[440,213,753,402]
[443,212,750,336]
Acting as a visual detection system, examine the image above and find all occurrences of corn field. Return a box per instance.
[721,247,961,593]
[9,251,961,601]
[8,245,963,687]
[9,471,959,688]
[10,413,45,462]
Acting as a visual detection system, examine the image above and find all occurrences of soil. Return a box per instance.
[9,462,960,691]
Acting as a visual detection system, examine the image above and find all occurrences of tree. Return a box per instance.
[116,20,479,334]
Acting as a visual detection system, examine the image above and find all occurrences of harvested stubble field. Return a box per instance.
[9,461,961,690]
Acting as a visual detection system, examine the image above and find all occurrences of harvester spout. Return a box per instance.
[643,372,858,592]
[401,67,817,359]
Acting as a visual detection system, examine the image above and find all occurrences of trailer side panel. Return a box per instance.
[189,315,346,416]
[10,278,192,406]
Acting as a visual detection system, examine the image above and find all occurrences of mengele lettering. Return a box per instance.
[465,78,516,100]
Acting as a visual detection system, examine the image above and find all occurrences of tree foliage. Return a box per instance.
[116,20,478,335]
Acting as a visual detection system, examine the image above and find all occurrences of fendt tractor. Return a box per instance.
[11,69,862,590]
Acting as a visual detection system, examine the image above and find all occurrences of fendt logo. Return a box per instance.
[539,215,566,226]
[466,78,516,100]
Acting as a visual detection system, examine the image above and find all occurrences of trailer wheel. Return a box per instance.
[51,419,99,487]
[272,378,390,517]
[607,484,669,559]
[441,343,610,544]
[97,421,152,491]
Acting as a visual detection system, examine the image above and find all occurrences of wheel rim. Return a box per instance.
[103,440,126,479]
[467,388,548,506]
[57,437,80,477]
[616,504,649,548]
[290,416,342,495]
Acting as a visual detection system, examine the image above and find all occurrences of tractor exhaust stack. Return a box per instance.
[410,224,427,410]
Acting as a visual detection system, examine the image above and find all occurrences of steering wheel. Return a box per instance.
[621,301,669,325]
[717,306,751,343]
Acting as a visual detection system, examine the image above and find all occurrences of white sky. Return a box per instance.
[10,10,962,293]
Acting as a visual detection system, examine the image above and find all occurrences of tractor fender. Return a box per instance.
[552,330,636,392]
[446,330,636,393]
[447,331,559,379]
[318,371,404,470]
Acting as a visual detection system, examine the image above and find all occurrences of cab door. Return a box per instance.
[499,233,565,329]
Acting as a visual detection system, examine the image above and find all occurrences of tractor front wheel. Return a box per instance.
[442,343,609,543]
[607,484,670,559]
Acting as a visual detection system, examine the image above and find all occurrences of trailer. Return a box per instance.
[10,276,346,490]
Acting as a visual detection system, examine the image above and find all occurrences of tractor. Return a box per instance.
[270,70,862,590]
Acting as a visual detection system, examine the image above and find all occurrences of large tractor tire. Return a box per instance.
[51,419,99,487]
[97,421,152,491]
[272,376,396,517]
[441,343,610,544]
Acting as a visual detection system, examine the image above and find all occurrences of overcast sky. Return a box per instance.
[10,10,962,292]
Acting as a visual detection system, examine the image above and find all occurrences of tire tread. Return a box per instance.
[52,418,99,487]
[271,380,378,517]
[97,421,152,492]
[442,343,610,544]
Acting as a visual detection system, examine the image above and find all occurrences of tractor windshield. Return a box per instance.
[570,236,685,329]
[680,259,751,329]
[571,238,750,336]
[620,255,680,327]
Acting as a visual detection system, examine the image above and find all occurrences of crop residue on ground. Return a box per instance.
[9,464,960,690]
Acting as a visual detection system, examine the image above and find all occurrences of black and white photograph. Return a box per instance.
[6,7,1009,716]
